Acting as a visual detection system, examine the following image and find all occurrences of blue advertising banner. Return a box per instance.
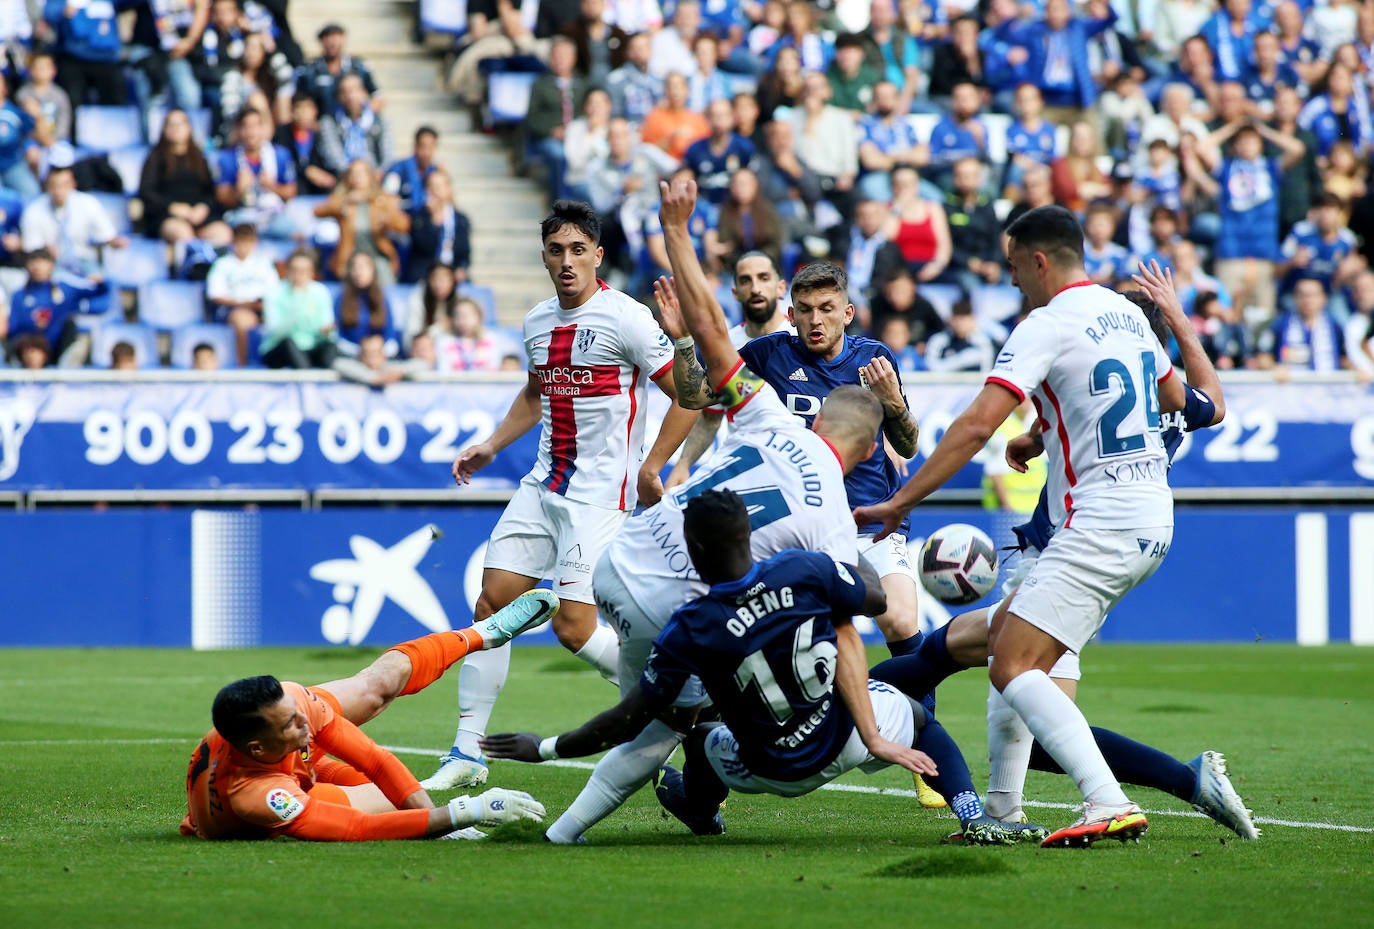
[1,375,1372,493]
[2,505,1370,647]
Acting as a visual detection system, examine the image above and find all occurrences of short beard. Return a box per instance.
[743,298,776,326]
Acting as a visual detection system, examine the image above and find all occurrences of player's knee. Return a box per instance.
[550,611,593,650]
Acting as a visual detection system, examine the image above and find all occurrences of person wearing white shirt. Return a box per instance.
[206,222,281,365]
[649,0,701,79]
[19,164,126,278]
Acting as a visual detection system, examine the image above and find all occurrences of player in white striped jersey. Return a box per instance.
[423,201,699,791]
[856,206,1190,848]
[532,181,887,843]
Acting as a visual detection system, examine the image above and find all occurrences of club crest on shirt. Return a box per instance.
[576,328,598,354]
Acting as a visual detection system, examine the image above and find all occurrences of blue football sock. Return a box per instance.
[885,631,924,657]
[870,624,966,704]
[913,714,983,824]
[1028,726,1197,802]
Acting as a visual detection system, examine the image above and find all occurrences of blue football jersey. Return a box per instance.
[739,332,909,534]
[640,550,868,781]
[1012,384,1216,552]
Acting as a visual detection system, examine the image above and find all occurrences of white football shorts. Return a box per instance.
[703,681,920,797]
[992,549,1082,681]
[593,554,706,707]
[1007,524,1173,654]
[857,532,914,582]
[484,476,630,605]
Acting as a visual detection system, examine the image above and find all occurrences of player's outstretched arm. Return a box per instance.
[481,685,673,763]
[666,410,725,488]
[833,619,937,777]
[453,373,542,484]
[1133,259,1226,425]
[658,179,740,384]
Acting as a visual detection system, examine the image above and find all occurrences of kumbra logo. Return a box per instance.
[309,525,451,644]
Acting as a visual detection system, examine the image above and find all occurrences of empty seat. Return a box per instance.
[919,282,965,321]
[91,192,133,237]
[486,71,539,126]
[138,279,207,330]
[107,145,150,196]
[102,238,169,290]
[420,0,469,35]
[75,106,143,152]
[147,107,213,145]
[457,282,496,322]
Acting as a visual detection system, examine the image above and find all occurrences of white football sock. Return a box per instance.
[544,719,682,844]
[1001,669,1131,809]
[985,682,1031,819]
[572,624,621,685]
[453,643,511,759]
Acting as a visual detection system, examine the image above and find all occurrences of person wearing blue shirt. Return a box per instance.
[0,74,37,199]
[382,126,440,213]
[482,488,1050,846]
[213,108,300,239]
[334,251,398,357]
[682,100,756,206]
[44,0,127,106]
[3,247,109,364]
[1004,83,1058,192]
[927,82,988,176]
[1015,0,1117,113]
[1242,31,1299,116]
[1082,204,1131,284]
[856,80,925,202]
[1200,0,1260,83]
[737,260,925,660]
[1279,194,1360,297]
[1297,61,1374,159]
[1257,277,1348,372]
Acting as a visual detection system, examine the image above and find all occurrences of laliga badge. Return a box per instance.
[265,788,305,822]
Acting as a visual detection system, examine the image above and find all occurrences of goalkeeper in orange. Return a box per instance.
[182,590,557,841]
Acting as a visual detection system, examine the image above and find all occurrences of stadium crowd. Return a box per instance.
[1,0,1373,379]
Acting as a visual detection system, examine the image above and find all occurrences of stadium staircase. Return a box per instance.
[290,0,552,326]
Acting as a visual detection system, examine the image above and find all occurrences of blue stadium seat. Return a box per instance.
[91,192,133,237]
[486,71,539,126]
[385,283,418,334]
[907,113,939,144]
[919,282,964,321]
[102,238,169,290]
[138,279,207,330]
[169,322,238,369]
[420,0,469,36]
[458,282,496,322]
[970,283,1025,326]
[147,107,213,145]
[107,146,150,195]
[283,195,328,241]
[90,321,160,368]
[75,106,143,151]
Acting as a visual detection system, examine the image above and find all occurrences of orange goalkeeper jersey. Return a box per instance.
[181,682,433,841]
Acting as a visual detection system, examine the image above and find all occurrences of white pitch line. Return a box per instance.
[8,737,1368,835]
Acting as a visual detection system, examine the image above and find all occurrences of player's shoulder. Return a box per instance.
[741,329,792,361]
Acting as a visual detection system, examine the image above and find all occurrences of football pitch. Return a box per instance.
[2,644,1371,929]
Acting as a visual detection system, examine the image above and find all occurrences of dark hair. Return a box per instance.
[192,342,217,355]
[13,332,50,359]
[232,222,258,240]
[415,125,438,143]
[1314,192,1345,210]
[24,246,54,262]
[1122,290,1170,347]
[834,32,865,51]
[110,341,136,362]
[291,90,317,108]
[950,298,974,318]
[541,199,601,245]
[791,260,849,300]
[1194,290,1221,318]
[150,107,213,187]
[340,251,389,333]
[212,675,285,749]
[683,489,750,544]
[1004,205,1085,267]
[1149,204,1177,223]
[735,249,780,278]
[423,262,460,330]
[286,248,317,267]
[234,107,263,127]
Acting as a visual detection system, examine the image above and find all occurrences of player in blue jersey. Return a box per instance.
[865,261,1259,840]
[482,489,1050,845]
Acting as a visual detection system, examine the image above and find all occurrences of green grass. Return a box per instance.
[2,645,1372,929]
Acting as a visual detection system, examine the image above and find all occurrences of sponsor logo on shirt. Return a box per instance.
[787,367,808,382]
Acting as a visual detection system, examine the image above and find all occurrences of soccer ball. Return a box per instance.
[918,524,1000,606]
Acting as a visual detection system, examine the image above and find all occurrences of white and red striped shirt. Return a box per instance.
[986,281,1175,531]
[522,281,675,510]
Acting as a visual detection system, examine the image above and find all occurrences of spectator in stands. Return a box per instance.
[771,0,831,73]
[383,126,441,214]
[407,169,470,286]
[1323,142,1366,215]
[140,108,232,253]
[927,81,988,182]
[1168,35,1220,119]
[405,261,459,350]
[1199,0,1258,84]
[15,51,72,151]
[877,314,923,372]
[758,44,807,124]
[562,0,628,88]
[713,167,784,273]
[1050,120,1110,215]
[1272,1,1324,87]
[1242,30,1296,119]
[563,88,613,203]
[833,197,902,313]
[191,0,250,114]
[128,0,209,116]
[684,98,755,207]
[1280,193,1363,304]
[334,331,430,386]
[1,247,105,365]
[316,159,409,288]
[1170,237,1233,315]
[1207,81,1256,152]
[928,15,985,101]
[318,73,389,175]
[218,31,296,135]
[110,341,138,370]
[12,332,50,369]
[275,92,336,195]
[1098,71,1154,163]
[525,36,587,200]
[1016,0,1118,125]
[1270,85,1325,238]
[980,0,1034,110]
[1309,0,1359,58]
[261,248,337,369]
[884,164,950,283]
[1003,162,1055,226]
[1151,0,1214,63]
[870,266,943,350]
[923,299,995,372]
[641,71,709,161]
[207,222,279,365]
[334,250,397,357]
[860,0,921,111]
[945,157,1002,293]
[1256,278,1348,375]
[1132,203,1181,270]
[787,70,859,220]
[755,117,820,241]
[1193,289,1249,370]
[20,163,126,279]
[687,34,732,113]
[191,341,220,371]
[857,79,927,203]
[44,0,126,107]
[1141,83,1212,154]
[447,0,554,108]
[1343,269,1374,378]
[605,31,662,124]
[215,107,298,239]
[434,296,512,372]
[1004,82,1058,195]
[827,32,880,114]
[299,23,381,115]
[733,91,762,149]
[1197,119,1306,325]
[651,0,702,80]
[1298,61,1373,161]
[0,72,38,199]
[585,116,671,272]
[1082,202,1130,285]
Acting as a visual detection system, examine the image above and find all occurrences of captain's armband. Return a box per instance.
[715,360,766,414]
